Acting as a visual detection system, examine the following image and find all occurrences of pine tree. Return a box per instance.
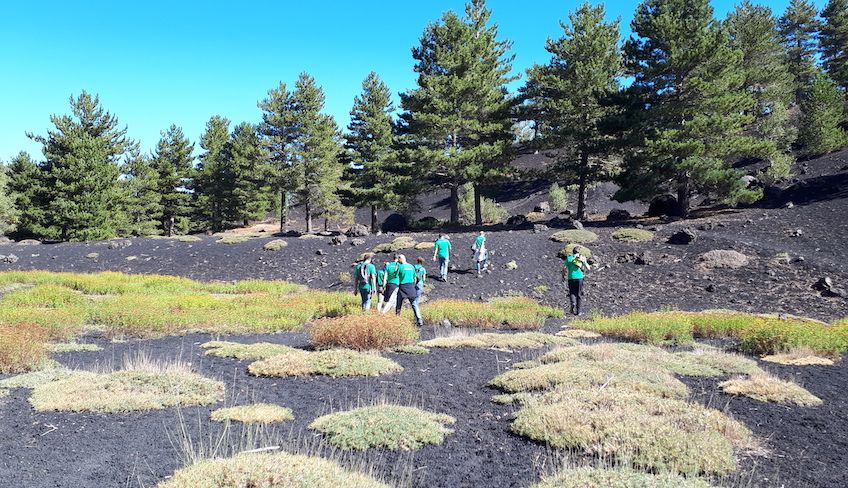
[821,0,848,92]
[522,2,621,220]
[400,0,517,225]
[27,92,130,241]
[618,0,766,217]
[798,70,848,155]
[344,72,406,233]
[223,122,272,226]
[194,116,231,232]
[119,150,161,236]
[0,161,18,236]
[151,125,194,236]
[288,72,343,233]
[257,82,296,232]
[6,151,47,238]
[778,0,821,101]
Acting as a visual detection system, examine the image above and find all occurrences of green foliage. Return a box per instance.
[550,229,598,243]
[523,3,621,219]
[193,115,232,232]
[0,162,18,236]
[224,122,273,226]
[458,183,506,224]
[779,0,822,100]
[531,467,715,488]
[151,124,194,236]
[26,92,131,241]
[6,152,46,239]
[309,405,455,450]
[611,228,654,242]
[821,0,848,91]
[118,150,161,236]
[400,0,517,225]
[257,82,295,230]
[548,183,567,213]
[422,297,564,329]
[618,0,769,216]
[798,71,848,156]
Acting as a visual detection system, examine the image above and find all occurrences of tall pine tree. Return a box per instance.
[0,161,18,237]
[779,0,821,101]
[821,0,848,92]
[223,122,272,226]
[400,0,516,225]
[617,0,766,217]
[258,83,296,232]
[344,72,406,233]
[194,116,231,232]
[798,70,848,155]
[151,125,194,236]
[6,152,47,238]
[119,150,161,236]
[27,92,130,241]
[522,2,621,220]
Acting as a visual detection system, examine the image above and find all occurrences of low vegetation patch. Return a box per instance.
[210,403,294,424]
[420,331,574,350]
[372,236,417,253]
[557,243,592,259]
[201,341,297,360]
[531,466,715,488]
[216,235,251,245]
[46,342,103,353]
[423,297,563,330]
[612,228,654,242]
[571,310,848,356]
[29,357,223,413]
[310,314,418,351]
[157,452,392,488]
[0,323,49,373]
[0,365,74,389]
[720,373,823,406]
[550,229,598,243]
[761,348,835,366]
[309,405,455,450]
[248,349,402,378]
[262,239,288,251]
[556,328,601,339]
[390,344,430,354]
[414,241,435,250]
[697,250,750,270]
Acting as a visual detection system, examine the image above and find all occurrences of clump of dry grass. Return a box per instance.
[0,323,49,373]
[310,314,418,351]
[697,249,750,270]
[157,451,392,488]
[423,297,563,330]
[46,342,103,353]
[29,354,224,413]
[309,404,455,450]
[720,373,823,406]
[420,331,574,350]
[556,328,601,339]
[0,364,74,389]
[391,345,430,354]
[372,236,417,253]
[201,341,297,360]
[262,239,288,251]
[611,228,654,242]
[216,235,251,245]
[248,349,402,378]
[210,403,294,424]
[550,229,598,243]
[761,347,835,366]
[414,241,435,250]
[557,244,592,259]
[531,466,715,488]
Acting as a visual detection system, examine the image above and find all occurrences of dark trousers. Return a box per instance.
[396,283,423,325]
[568,279,584,315]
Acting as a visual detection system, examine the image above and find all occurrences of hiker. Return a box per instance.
[433,234,451,282]
[375,258,387,310]
[379,254,401,314]
[472,231,489,276]
[413,256,427,309]
[396,254,424,326]
[561,247,591,316]
[353,254,377,310]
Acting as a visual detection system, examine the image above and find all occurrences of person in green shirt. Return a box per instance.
[379,254,401,314]
[561,248,591,315]
[353,254,377,311]
[432,235,452,282]
[375,259,387,310]
[413,257,427,310]
[395,254,423,326]
[472,231,489,276]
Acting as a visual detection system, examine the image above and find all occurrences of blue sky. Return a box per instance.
[0,0,824,161]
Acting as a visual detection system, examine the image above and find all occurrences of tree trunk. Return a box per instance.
[305,199,313,234]
[677,176,691,218]
[577,150,588,220]
[324,218,329,232]
[279,191,287,233]
[243,218,249,227]
[450,185,460,225]
[370,204,378,234]
[474,184,483,226]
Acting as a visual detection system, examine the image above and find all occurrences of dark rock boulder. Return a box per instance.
[647,195,681,217]
[346,224,369,237]
[0,254,19,264]
[668,228,697,245]
[381,214,408,233]
[506,214,529,226]
[607,209,631,221]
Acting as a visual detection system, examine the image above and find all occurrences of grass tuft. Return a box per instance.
[761,348,835,366]
[201,341,297,360]
[420,331,575,350]
[423,297,563,330]
[216,235,251,245]
[390,344,430,354]
[262,239,288,251]
[310,314,418,351]
[556,328,601,339]
[531,467,715,488]
[611,228,654,242]
[46,342,103,353]
[720,373,823,406]
[309,405,455,450]
[550,230,598,243]
[210,403,294,424]
[248,349,402,378]
[372,236,417,253]
[557,244,592,259]
[0,323,49,373]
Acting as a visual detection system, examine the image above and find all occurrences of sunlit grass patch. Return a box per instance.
[390,344,430,354]
[556,328,601,339]
[210,403,294,424]
[248,349,402,378]
[46,342,103,353]
[611,228,654,242]
[761,348,835,366]
[423,297,563,329]
[0,323,49,373]
[309,405,455,450]
[0,363,73,389]
[201,341,297,360]
[530,466,715,488]
[216,235,251,245]
[720,373,823,406]
[262,239,288,251]
[420,331,575,350]
[310,314,418,351]
[550,230,598,243]
[414,241,435,250]
[157,451,392,488]
[371,236,417,254]
[29,355,223,413]
[512,387,753,475]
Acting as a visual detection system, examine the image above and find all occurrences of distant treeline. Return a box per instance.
[1,0,847,241]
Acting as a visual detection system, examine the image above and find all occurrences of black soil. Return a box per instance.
[1,152,847,487]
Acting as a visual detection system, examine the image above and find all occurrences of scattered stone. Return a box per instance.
[647,194,680,217]
[785,201,795,209]
[668,228,697,245]
[346,224,369,237]
[697,221,714,231]
[813,277,844,297]
[697,250,750,270]
[507,214,529,226]
[705,284,716,293]
[85,252,99,259]
[616,252,651,265]
[0,254,19,264]
[442,319,452,328]
[107,239,132,250]
[350,238,366,246]
[740,175,758,188]
[126,256,138,261]
[16,239,41,246]
[330,235,347,246]
[572,220,584,230]
[263,239,288,251]
[607,209,631,221]
[316,249,326,256]
[504,260,518,270]
[0,236,11,245]
[533,224,549,233]
[534,202,551,214]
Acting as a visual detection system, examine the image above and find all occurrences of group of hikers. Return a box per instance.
[353,230,591,324]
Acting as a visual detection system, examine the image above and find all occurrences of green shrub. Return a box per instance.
[372,236,417,253]
[423,297,563,329]
[531,467,715,488]
[612,228,654,242]
[557,244,592,259]
[262,239,288,251]
[459,183,507,224]
[549,183,567,212]
[309,405,455,450]
[550,230,598,243]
